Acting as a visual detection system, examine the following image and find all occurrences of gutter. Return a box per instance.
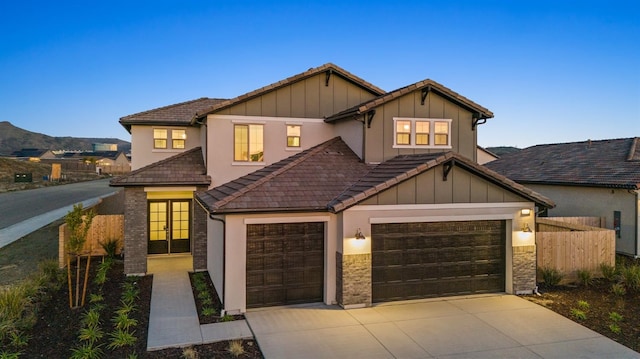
[195,198,227,311]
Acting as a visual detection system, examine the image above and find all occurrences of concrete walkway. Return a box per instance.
[245,295,639,359]
[146,256,253,351]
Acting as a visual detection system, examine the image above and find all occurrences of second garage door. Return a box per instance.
[372,220,505,302]
[246,222,324,308]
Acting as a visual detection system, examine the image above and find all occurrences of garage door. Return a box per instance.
[372,220,505,302]
[246,222,324,308]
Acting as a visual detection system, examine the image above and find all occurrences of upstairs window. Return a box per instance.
[154,129,168,149]
[172,129,186,149]
[393,118,452,148]
[395,120,411,145]
[287,125,301,147]
[234,124,264,162]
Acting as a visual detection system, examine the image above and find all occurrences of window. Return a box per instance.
[234,124,264,162]
[154,129,167,149]
[154,128,187,149]
[396,121,411,145]
[287,125,301,147]
[393,118,452,148]
[172,130,186,149]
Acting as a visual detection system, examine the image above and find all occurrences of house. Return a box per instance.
[110,63,554,313]
[477,145,499,164]
[10,148,56,161]
[486,138,640,257]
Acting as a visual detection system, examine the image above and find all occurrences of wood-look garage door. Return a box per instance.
[246,222,324,308]
[372,220,505,303]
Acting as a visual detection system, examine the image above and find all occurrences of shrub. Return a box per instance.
[539,267,563,286]
[570,308,587,320]
[609,312,623,322]
[228,340,245,357]
[600,263,617,281]
[202,307,216,316]
[0,352,20,359]
[609,323,622,334]
[107,329,136,349]
[81,309,101,328]
[576,300,590,311]
[69,343,104,359]
[100,238,121,259]
[221,314,234,322]
[576,270,593,287]
[611,283,627,297]
[619,265,640,292]
[182,347,199,359]
[79,324,104,344]
[112,312,138,331]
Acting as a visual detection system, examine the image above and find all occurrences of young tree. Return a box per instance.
[65,203,96,308]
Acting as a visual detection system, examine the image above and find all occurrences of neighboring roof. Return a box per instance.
[192,63,386,121]
[110,147,210,186]
[324,79,493,123]
[11,148,49,158]
[485,138,640,190]
[196,138,553,214]
[477,146,499,158]
[119,97,226,132]
[329,152,555,212]
[60,151,126,160]
[196,137,370,213]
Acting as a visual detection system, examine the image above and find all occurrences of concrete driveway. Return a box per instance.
[245,295,638,359]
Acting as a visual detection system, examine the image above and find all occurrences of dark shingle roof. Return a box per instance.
[329,152,554,212]
[192,63,386,121]
[119,98,226,132]
[325,79,493,123]
[109,147,210,186]
[485,138,640,190]
[196,137,370,213]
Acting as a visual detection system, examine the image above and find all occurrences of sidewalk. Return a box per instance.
[0,193,114,249]
[146,256,253,351]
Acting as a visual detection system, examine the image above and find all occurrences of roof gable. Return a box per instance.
[329,152,554,212]
[193,63,386,120]
[119,97,226,132]
[325,79,493,123]
[110,147,209,186]
[196,137,370,213]
[485,138,640,189]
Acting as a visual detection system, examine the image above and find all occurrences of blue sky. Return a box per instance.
[0,1,638,148]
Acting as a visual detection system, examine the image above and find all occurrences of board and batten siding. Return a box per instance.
[360,166,525,206]
[216,73,378,119]
[364,92,476,164]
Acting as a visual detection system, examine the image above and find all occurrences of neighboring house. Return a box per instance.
[486,138,640,257]
[58,151,131,174]
[110,63,554,314]
[10,148,56,161]
[477,145,499,164]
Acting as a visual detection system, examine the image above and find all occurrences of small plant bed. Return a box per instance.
[526,258,640,352]
[189,271,245,324]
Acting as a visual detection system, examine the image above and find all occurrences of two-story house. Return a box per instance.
[111,63,554,314]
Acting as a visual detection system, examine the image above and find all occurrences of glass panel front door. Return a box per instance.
[148,200,191,254]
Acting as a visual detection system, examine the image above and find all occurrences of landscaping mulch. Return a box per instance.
[525,279,640,352]
[18,258,262,358]
[189,271,245,324]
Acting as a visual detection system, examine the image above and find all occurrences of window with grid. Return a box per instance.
[393,118,451,148]
[287,125,301,147]
[153,129,168,149]
[172,129,186,149]
[234,124,264,162]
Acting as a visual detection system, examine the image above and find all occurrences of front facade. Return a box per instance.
[111,64,554,313]
[486,138,640,257]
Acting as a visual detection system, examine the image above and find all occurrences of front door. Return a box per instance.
[148,200,191,254]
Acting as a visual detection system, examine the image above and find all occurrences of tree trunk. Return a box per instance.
[67,254,73,308]
[81,254,91,307]
[75,255,81,308]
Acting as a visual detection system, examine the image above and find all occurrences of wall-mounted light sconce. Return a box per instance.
[521,208,531,216]
[521,223,532,232]
[355,228,366,240]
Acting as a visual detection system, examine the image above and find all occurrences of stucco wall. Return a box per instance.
[526,184,638,256]
[130,125,202,170]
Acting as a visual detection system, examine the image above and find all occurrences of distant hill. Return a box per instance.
[0,121,130,156]
[486,146,521,157]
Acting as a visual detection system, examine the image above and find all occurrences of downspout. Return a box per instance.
[209,214,226,311]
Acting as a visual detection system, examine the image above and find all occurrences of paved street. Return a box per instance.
[0,179,118,229]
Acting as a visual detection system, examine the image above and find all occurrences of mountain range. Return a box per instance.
[0,121,131,156]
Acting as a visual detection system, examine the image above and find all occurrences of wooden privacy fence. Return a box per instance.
[58,214,124,268]
[536,217,615,282]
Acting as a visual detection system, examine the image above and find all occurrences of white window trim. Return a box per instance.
[392,117,452,149]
